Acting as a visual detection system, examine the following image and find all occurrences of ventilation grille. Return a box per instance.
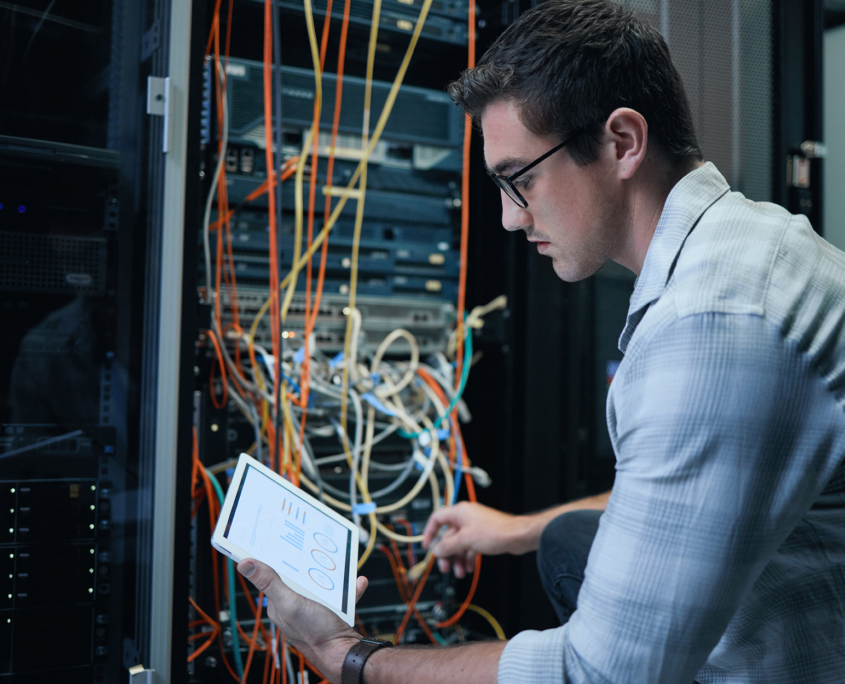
[0,232,107,295]
[620,0,773,201]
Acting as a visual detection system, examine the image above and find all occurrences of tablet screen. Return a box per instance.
[222,462,354,615]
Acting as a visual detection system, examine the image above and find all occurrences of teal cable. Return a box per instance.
[399,327,472,439]
[207,470,245,679]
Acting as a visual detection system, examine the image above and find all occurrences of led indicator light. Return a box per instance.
[17,205,25,213]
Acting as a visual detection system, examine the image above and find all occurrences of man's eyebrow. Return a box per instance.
[484,156,529,176]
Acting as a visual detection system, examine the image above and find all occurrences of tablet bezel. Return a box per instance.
[210,453,360,626]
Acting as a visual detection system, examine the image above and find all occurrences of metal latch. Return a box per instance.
[128,664,155,684]
[800,140,827,159]
[787,155,811,189]
[787,140,826,190]
[146,76,171,154]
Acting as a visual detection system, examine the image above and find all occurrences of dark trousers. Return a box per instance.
[536,509,603,624]
[538,509,702,684]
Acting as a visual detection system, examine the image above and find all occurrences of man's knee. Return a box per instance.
[537,509,603,597]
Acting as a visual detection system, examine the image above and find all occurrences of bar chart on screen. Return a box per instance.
[279,497,306,572]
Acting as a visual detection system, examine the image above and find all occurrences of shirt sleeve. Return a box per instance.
[498,311,845,684]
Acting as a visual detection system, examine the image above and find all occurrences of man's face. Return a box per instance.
[481,99,626,282]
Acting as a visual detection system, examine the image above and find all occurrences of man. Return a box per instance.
[239,1,845,681]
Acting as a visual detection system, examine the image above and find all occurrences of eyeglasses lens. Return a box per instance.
[491,175,526,208]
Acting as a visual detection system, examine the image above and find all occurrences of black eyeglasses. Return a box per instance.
[487,130,584,209]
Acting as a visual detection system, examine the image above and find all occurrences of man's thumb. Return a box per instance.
[238,558,285,601]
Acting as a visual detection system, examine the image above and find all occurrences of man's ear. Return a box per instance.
[604,108,648,180]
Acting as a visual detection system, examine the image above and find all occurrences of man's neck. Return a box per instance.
[616,155,702,276]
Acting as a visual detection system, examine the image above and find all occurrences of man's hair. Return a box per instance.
[448,0,702,165]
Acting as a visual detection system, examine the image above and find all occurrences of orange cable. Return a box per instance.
[453,0,476,437]
[300,0,335,406]
[303,0,352,383]
[435,553,481,629]
[240,591,265,683]
[188,596,220,663]
[263,0,282,473]
[207,159,299,233]
[207,330,229,408]
[393,517,417,567]
[263,637,272,684]
[193,428,240,681]
[238,572,272,646]
[394,556,434,643]
[378,544,410,603]
[415,368,480,628]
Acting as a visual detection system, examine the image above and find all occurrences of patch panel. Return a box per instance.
[225,174,458,227]
[216,289,454,355]
[223,59,465,149]
[229,212,455,252]
[206,232,459,276]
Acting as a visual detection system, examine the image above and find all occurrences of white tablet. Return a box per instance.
[211,453,360,626]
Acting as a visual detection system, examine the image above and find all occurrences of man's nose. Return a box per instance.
[501,193,532,232]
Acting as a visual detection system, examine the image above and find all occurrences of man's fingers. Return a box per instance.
[355,575,368,603]
[422,502,468,548]
[437,557,451,574]
[422,511,450,548]
[431,527,464,558]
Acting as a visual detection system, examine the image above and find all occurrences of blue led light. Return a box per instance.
[17,205,26,213]
[0,203,4,210]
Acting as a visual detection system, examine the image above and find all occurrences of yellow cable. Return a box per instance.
[339,0,381,433]
[247,0,435,568]
[280,382,378,568]
[466,604,506,640]
[247,0,435,339]
[296,432,450,520]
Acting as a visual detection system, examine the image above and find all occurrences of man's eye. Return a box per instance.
[513,176,532,190]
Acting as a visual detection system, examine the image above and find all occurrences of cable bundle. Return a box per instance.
[189,0,507,679]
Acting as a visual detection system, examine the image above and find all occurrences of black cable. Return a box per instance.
[21,0,58,67]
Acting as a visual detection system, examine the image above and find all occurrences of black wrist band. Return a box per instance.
[341,637,394,684]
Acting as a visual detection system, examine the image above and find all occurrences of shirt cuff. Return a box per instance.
[498,626,568,684]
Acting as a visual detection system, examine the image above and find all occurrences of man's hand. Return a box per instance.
[238,558,368,682]
[422,502,525,578]
[423,493,613,578]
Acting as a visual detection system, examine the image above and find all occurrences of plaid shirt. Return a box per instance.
[499,163,845,683]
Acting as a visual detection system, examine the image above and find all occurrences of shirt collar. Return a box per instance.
[618,162,730,353]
